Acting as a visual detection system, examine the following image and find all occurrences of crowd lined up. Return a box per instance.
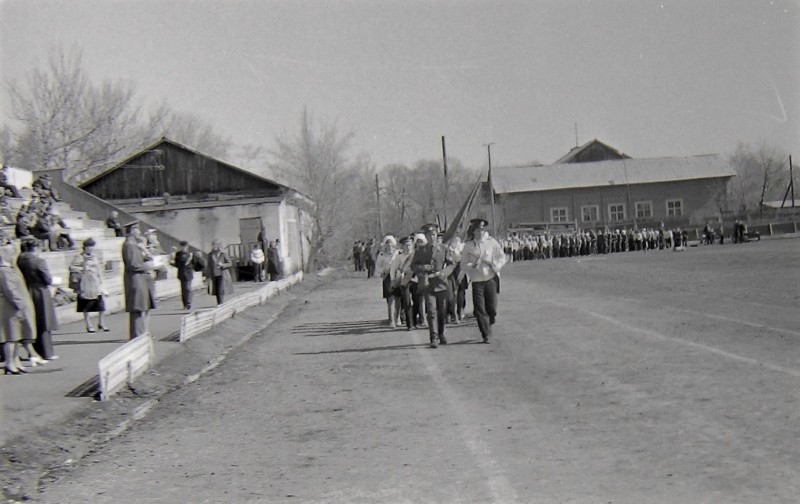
[355,217,507,348]
[498,221,754,262]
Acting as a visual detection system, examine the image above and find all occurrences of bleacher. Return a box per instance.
[3,168,205,325]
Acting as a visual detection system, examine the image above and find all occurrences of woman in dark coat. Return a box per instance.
[266,241,280,281]
[16,237,58,360]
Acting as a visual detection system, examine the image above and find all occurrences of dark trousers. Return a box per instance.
[129,311,149,340]
[180,280,193,309]
[472,276,498,340]
[400,285,414,329]
[253,263,264,282]
[424,290,449,342]
[33,330,54,359]
[456,277,468,318]
[212,276,225,304]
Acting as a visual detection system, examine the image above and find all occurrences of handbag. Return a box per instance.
[68,270,82,291]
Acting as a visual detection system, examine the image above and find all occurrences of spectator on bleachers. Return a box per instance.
[23,194,45,218]
[145,229,165,255]
[106,210,124,237]
[17,237,59,361]
[69,238,109,333]
[0,167,22,199]
[14,210,34,240]
[0,197,15,225]
[32,174,60,202]
[33,208,75,250]
[0,231,46,373]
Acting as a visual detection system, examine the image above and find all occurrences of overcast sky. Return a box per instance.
[1,0,798,171]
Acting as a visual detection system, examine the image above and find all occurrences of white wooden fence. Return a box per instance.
[97,271,303,400]
[179,272,303,343]
[98,333,155,401]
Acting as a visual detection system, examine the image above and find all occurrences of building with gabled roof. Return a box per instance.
[490,141,736,231]
[553,138,631,164]
[79,137,312,274]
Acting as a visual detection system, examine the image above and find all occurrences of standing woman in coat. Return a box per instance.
[206,239,233,304]
[69,238,108,332]
[0,234,45,373]
[122,222,156,340]
[16,237,59,360]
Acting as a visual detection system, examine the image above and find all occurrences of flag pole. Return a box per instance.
[442,136,449,230]
[483,142,496,235]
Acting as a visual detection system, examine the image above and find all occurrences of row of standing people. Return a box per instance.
[501,228,694,261]
[373,218,507,348]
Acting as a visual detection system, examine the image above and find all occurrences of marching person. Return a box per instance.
[448,235,468,323]
[206,238,233,304]
[462,217,507,344]
[392,236,415,331]
[69,238,109,332]
[375,235,401,327]
[411,223,454,348]
[122,221,156,339]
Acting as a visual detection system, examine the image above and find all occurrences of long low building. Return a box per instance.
[491,140,736,230]
[78,137,313,275]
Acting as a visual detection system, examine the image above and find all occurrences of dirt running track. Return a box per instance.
[31,238,800,503]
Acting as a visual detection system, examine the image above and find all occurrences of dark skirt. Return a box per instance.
[77,296,106,313]
[381,275,399,299]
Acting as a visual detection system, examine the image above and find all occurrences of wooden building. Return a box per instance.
[79,137,312,274]
[490,140,736,231]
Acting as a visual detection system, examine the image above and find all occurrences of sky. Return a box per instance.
[1,0,798,172]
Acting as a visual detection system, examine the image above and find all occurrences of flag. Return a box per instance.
[443,174,483,243]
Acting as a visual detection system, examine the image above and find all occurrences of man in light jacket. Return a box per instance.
[461,217,507,344]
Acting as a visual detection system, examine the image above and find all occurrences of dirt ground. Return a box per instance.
[3,237,799,503]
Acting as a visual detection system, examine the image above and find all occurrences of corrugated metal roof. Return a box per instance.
[493,154,736,194]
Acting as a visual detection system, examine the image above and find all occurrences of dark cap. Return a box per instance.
[83,237,96,247]
[179,240,188,246]
[421,223,439,233]
[123,220,140,233]
[399,236,412,245]
[20,236,40,251]
[470,217,489,228]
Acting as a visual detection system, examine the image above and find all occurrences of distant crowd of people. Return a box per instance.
[498,222,754,262]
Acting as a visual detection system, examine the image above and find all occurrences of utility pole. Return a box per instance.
[483,142,496,234]
[375,174,383,236]
[780,155,796,208]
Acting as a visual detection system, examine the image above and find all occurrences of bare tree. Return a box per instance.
[158,109,233,159]
[271,108,358,270]
[729,141,788,216]
[2,46,234,184]
[4,46,144,182]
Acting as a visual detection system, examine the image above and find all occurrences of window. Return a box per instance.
[635,201,653,219]
[581,205,599,222]
[666,199,683,217]
[608,203,626,221]
[550,207,568,223]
